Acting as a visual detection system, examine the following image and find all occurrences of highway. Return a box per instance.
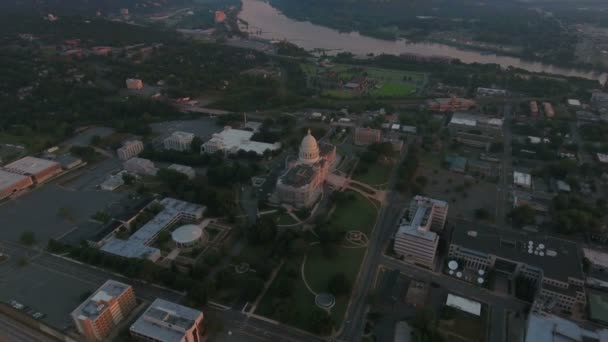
[0,313,57,342]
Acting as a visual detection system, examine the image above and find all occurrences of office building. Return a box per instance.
[449,228,585,314]
[525,312,608,342]
[448,112,503,138]
[393,196,448,269]
[123,157,157,176]
[117,140,144,161]
[71,280,136,341]
[130,298,204,342]
[354,127,382,146]
[164,131,195,152]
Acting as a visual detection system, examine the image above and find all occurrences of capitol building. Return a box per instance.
[275,129,336,208]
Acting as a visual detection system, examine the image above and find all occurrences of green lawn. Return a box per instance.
[439,306,487,342]
[328,192,378,234]
[304,244,366,324]
[277,213,298,226]
[370,82,416,97]
[323,89,358,99]
[353,162,393,186]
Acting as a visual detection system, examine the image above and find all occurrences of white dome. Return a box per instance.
[299,129,320,164]
[171,224,203,244]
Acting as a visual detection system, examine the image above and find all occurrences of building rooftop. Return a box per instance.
[397,206,439,242]
[72,280,131,321]
[450,112,503,128]
[597,153,608,164]
[525,312,608,342]
[583,248,608,268]
[204,127,280,155]
[101,198,205,259]
[280,163,316,188]
[167,131,194,140]
[451,227,584,283]
[168,164,194,174]
[4,156,60,175]
[0,169,31,189]
[130,298,203,342]
[446,294,481,316]
[514,171,532,187]
[568,99,582,107]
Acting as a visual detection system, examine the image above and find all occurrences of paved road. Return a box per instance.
[497,103,513,229]
[0,313,57,342]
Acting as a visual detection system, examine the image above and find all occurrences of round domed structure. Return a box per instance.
[298,129,320,164]
[171,224,207,249]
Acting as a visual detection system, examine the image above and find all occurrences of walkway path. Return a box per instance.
[300,243,319,296]
[249,260,284,316]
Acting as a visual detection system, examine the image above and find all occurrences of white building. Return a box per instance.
[123,157,157,176]
[393,196,448,269]
[117,140,144,161]
[100,171,128,191]
[126,78,143,90]
[525,312,608,342]
[514,171,532,189]
[201,126,281,156]
[168,164,195,179]
[130,299,204,342]
[164,131,195,152]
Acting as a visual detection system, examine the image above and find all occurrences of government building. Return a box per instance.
[275,130,336,208]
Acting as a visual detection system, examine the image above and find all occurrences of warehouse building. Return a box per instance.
[201,126,281,156]
[0,169,34,200]
[3,156,62,184]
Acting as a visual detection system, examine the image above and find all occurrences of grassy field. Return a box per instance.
[370,82,416,97]
[322,89,357,99]
[328,192,378,234]
[439,306,487,342]
[277,212,298,226]
[304,244,366,324]
[353,162,393,186]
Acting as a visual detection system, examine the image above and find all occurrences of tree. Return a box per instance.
[122,172,136,185]
[308,308,333,335]
[509,205,536,227]
[19,231,36,246]
[191,136,203,153]
[474,208,490,220]
[187,282,208,306]
[327,272,351,296]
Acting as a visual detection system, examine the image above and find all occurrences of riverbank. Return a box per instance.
[238,0,606,84]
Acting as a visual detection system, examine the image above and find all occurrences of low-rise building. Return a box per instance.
[543,102,555,118]
[449,228,585,314]
[0,169,34,200]
[168,164,196,179]
[130,298,204,342]
[567,99,582,107]
[591,90,608,112]
[525,312,608,342]
[71,280,136,341]
[426,97,476,112]
[201,126,280,156]
[448,112,503,138]
[477,87,507,97]
[126,78,143,90]
[530,101,539,117]
[393,196,448,269]
[597,153,608,164]
[467,159,498,178]
[453,132,494,149]
[123,157,157,176]
[164,131,195,152]
[117,140,144,161]
[55,154,84,170]
[3,156,62,184]
[354,127,381,146]
[100,198,205,261]
[514,171,532,189]
[100,172,126,191]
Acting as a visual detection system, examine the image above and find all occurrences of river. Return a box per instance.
[238,0,607,84]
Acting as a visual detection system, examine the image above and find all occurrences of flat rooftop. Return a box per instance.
[130,298,202,342]
[525,312,608,342]
[4,156,60,175]
[205,128,280,155]
[280,163,316,188]
[397,206,438,241]
[71,279,131,321]
[0,169,31,189]
[584,248,608,268]
[451,227,583,283]
[101,198,205,259]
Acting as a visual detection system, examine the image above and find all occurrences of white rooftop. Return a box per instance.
[583,248,608,268]
[525,312,608,342]
[167,131,194,140]
[168,164,194,174]
[598,153,608,164]
[204,127,280,155]
[0,169,30,189]
[130,298,203,342]
[450,113,477,127]
[514,171,532,187]
[446,294,481,316]
[101,198,205,259]
[568,99,582,107]
[172,224,203,244]
[4,156,59,175]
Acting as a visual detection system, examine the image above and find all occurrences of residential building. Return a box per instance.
[477,87,507,97]
[3,156,62,184]
[117,140,144,161]
[100,198,205,261]
[201,126,280,156]
[126,78,143,90]
[130,298,204,342]
[449,228,585,314]
[530,101,539,116]
[71,280,136,341]
[354,127,381,146]
[543,102,555,118]
[123,157,157,176]
[525,312,608,342]
[426,97,476,112]
[591,90,608,112]
[275,130,336,208]
[168,164,195,179]
[164,131,195,152]
[0,169,34,200]
[393,196,448,269]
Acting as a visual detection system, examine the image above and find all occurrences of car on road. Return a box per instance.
[32,312,45,320]
[9,299,24,310]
